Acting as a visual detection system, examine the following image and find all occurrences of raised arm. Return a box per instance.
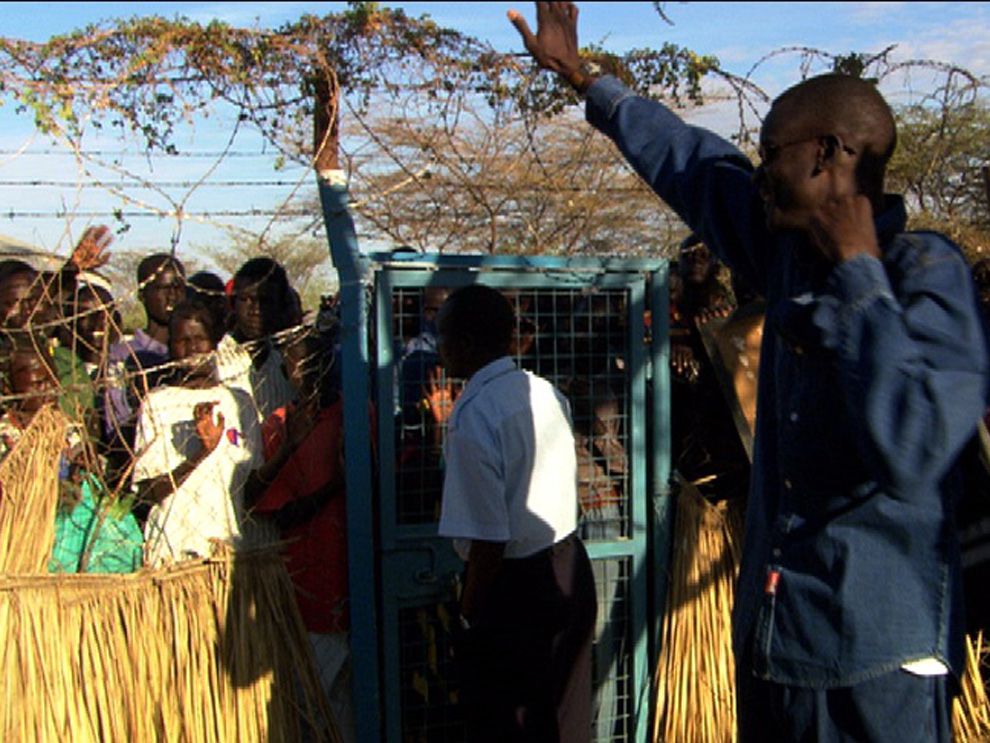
[509,2,770,294]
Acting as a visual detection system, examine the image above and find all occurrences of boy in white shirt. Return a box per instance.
[436,284,596,743]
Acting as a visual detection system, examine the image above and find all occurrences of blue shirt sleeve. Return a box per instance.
[585,75,771,297]
[813,238,990,496]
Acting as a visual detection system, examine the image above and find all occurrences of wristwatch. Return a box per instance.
[565,60,604,95]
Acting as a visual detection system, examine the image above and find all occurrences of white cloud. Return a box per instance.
[849,2,907,24]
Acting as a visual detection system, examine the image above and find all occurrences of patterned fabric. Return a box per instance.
[0,410,142,574]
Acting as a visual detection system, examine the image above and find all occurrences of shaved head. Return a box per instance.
[766,74,896,199]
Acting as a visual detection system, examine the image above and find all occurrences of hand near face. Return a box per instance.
[193,401,225,454]
[810,194,880,263]
[809,149,880,263]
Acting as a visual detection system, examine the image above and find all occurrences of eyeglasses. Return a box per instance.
[757,134,856,168]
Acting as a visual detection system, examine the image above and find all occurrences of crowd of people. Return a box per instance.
[4,3,990,741]
[0,235,356,738]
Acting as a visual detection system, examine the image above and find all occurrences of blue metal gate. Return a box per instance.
[320,178,671,743]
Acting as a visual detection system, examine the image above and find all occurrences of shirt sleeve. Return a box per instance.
[438,422,510,543]
[812,240,990,496]
[131,394,168,483]
[585,75,770,296]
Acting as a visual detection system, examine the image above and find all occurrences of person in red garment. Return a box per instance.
[244,327,355,742]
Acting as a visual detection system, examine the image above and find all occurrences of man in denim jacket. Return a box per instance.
[511,3,989,740]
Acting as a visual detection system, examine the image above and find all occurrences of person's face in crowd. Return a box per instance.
[679,242,715,286]
[233,279,281,341]
[73,292,112,364]
[141,266,185,327]
[169,316,217,383]
[755,100,834,233]
[421,287,450,335]
[9,349,58,415]
[0,272,37,328]
[593,399,620,438]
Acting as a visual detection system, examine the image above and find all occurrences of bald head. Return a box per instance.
[766,74,896,199]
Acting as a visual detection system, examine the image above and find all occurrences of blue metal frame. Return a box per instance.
[321,206,672,742]
[648,262,672,737]
[318,178,382,743]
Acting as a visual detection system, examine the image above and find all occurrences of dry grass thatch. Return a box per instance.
[0,405,66,573]
[0,544,340,742]
[653,476,743,743]
[652,476,990,742]
[0,407,340,741]
[954,633,990,742]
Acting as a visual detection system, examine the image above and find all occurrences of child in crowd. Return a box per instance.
[132,300,266,566]
[217,258,295,423]
[0,333,142,573]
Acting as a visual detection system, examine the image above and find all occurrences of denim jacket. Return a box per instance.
[586,76,990,686]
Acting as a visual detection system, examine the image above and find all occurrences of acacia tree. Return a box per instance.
[0,2,716,254]
[0,3,987,266]
[337,105,683,255]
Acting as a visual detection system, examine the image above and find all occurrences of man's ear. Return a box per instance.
[814,136,838,173]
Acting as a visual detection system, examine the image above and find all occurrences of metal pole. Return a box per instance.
[318,171,382,743]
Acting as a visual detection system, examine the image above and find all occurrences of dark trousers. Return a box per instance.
[737,663,954,743]
[457,533,597,743]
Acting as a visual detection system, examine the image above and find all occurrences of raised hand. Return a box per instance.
[193,401,225,454]
[423,365,459,425]
[508,2,582,77]
[69,225,113,271]
[671,344,700,383]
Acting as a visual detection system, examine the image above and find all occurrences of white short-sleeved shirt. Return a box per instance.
[438,357,578,559]
[133,383,268,566]
[215,335,295,423]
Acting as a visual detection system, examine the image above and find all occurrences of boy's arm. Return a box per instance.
[135,401,224,507]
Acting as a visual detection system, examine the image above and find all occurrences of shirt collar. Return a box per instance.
[876,194,907,246]
[455,356,517,412]
[466,356,516,388]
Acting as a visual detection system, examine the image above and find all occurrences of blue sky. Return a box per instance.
[0,1,987,261]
